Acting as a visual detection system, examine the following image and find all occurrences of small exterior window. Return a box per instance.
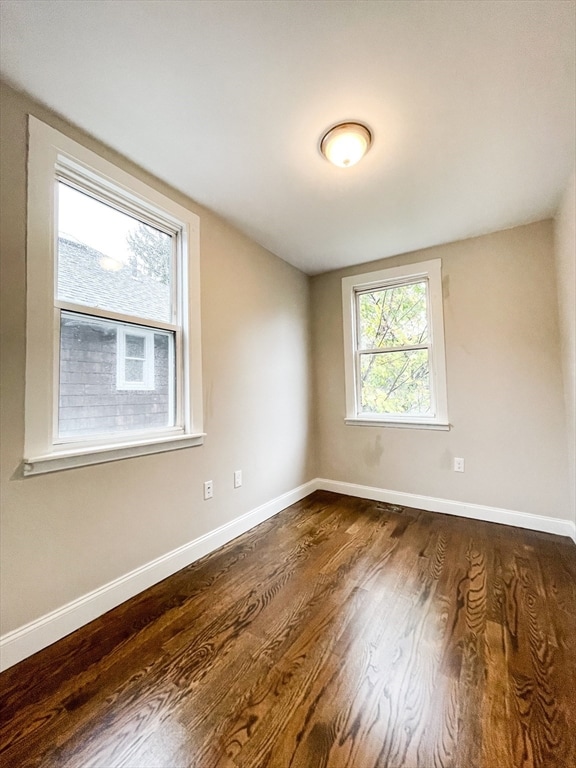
[24,117,204,474]
[342,259,449,429]
[116,327,156,391]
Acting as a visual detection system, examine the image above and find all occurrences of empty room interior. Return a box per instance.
[0,2,575,767]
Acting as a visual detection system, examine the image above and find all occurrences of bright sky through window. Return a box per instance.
[58,183,136,267]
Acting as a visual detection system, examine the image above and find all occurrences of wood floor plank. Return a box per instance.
[1,490,575,768]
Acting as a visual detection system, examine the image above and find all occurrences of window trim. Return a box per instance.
[341,259,449,429]
[24,116,204,475]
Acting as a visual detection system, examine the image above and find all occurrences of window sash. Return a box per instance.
[54,300,179,333]
[52,306,184,445]
[354,279,430,353]
[356,349,434,418]
[55,175,179,326]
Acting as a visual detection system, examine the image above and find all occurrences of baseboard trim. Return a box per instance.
[0,479,317,672]
[316,478,576,542]
[3,477,573,671]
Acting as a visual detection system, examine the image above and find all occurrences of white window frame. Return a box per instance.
[116,327,156,391]
[342,259,449,430]
[24,116,204,475]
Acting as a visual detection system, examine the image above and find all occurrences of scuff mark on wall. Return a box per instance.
[363,433,384,468]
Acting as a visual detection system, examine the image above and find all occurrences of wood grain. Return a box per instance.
[1,491,574,768]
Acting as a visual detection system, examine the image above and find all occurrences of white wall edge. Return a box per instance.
[316,478,576,542]
[0,479,318,672]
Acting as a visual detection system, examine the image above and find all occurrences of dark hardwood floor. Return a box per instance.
[1,491,575,768]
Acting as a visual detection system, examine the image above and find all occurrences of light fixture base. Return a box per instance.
[320,121,372,167]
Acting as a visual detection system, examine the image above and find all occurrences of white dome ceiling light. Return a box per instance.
[320,122,372,168]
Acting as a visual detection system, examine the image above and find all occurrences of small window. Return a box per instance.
[116,327,156,391]
[24,117,204,474]
[342,260,449,429]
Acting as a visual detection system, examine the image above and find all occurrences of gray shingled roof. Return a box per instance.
[58,238,171,323]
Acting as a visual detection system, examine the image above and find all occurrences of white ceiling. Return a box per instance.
[1,0,574,274]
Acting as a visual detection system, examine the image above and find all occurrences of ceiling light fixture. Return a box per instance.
[320,121,372,168]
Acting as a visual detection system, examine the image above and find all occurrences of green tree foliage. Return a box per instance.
[126,223,171,285]
[358,282,431,415]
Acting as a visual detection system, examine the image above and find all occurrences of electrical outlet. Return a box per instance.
[453,457,465,473]
[203,480,213,499]
[234,470,242,488]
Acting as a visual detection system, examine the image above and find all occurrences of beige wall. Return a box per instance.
[554,172,576,523]
[0,82,316,635]
[0,78,572,646]
[312,222,571,520]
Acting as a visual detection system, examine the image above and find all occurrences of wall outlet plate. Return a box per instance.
[204,480,213,499]
[453,457,465,473]
[234,470,242,488]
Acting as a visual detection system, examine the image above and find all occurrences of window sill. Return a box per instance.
[23,432,206,476]
[345,417,450,431]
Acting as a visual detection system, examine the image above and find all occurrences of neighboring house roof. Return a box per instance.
[58,237,171,323]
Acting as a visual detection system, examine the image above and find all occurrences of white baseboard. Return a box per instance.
[2,477,573,672]
[316,478,576,542]
[0,480,317,672]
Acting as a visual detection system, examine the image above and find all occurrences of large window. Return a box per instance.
[24,117,203,474]
[342,260,449,429]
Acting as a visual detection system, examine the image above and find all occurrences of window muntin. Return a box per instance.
[24,117,204,474]
[342,260,448,428]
